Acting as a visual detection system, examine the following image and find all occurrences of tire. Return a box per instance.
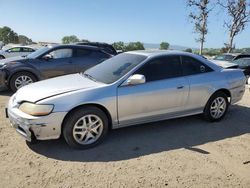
[63,106,109,149]
[203,91,229,122]
[9,72,37,92]
[0,55,5,59]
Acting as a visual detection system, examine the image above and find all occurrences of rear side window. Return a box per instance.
[181,56,213,76]
[75,49,91,57]
[135,56,182,82]
[22,48,35,52]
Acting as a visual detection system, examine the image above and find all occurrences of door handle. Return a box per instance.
[177,86,184,89]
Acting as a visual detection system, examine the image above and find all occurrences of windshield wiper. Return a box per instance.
[83,73,97,82]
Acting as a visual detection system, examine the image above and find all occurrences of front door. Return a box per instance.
[117,55,189,125]
[38,48,75,78]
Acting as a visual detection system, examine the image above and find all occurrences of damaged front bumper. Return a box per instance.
[6,95,67,142]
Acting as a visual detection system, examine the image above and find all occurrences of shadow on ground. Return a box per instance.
[28,104,250,162]
[0,90,12,96]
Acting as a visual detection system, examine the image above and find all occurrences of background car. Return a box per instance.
[232,57,250,82]
[212,53,250,68]
[0,46,36,59]
[76,42,117,56]
[0,44,112,91]
[6,51,246,149]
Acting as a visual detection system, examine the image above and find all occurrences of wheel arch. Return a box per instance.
[7,70,39,86]
[204,88,231,112]
[61,103,113,135]
[213,88,231,100]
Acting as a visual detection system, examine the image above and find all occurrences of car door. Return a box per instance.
[37,48,75,79]
[180,55,215,110]
[73,48,110,73]
[22,47,35,56]
[117,55,189,125]
[5,47,22,58]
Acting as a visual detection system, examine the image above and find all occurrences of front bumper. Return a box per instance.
[7,95,67,141]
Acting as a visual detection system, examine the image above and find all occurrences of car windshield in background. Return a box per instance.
[27,47,49,59]
[83,53,147,84]
[214,55,235,61]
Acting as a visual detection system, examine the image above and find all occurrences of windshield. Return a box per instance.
[84,53,147,84]
[27,47,49,59]
[214,55,235,61]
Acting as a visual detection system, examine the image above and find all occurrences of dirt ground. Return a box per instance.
[0,89,250,188]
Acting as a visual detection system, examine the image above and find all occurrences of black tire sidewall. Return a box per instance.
[204,92,229,122]
[9,72,37,92]
[63,106,109,149]
[0,55,5,59]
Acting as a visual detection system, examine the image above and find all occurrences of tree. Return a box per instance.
[18,35,32,45]
[160,42,170,50]
[187,0,213,55]
[185,48,193,53]
[112,41,126,51]
[125,42,145,51]
[219,0,250,53]
[0,26,19,44]
[62,35,80,44]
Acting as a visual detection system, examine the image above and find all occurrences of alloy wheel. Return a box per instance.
[15,75,33,89]
[210,97,227,119]
[72,114,104,145]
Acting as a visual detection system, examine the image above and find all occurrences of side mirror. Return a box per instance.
[123,74,146,86]
[42,54,53,61]
[6,50,11,53]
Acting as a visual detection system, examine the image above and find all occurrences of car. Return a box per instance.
[76,42,117,56]
[0,44,112,91]
[212,53,250,68]
[6,50,246,149]
[232,57,250,82]
[0,46,36,59]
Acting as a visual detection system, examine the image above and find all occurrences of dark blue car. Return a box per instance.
[0,44,112,91]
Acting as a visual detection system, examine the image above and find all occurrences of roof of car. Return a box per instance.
[52,44,101,51]
[7,46,35,49]
[126,50,195,57]
[126,50,222,71]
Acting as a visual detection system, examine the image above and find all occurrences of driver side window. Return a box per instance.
[47,49,73,59]
[135,56,182,82]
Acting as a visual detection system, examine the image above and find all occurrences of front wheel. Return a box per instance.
[203,92,229,122]
[63,106,109,149]
[9,72,37,92]
[0,55,5,59]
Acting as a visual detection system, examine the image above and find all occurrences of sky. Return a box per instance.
[0,0,250,48]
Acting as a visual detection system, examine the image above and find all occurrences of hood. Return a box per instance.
[210,60,238,69]
[15,73,105,103]
[0,56,26,65]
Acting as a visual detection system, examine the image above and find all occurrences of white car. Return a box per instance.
[0,46,36,59]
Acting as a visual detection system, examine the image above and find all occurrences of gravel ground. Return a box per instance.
[0,90,250,188]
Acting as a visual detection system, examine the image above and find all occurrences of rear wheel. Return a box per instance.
[203,91,229,122]
[9,72,37,92]
[63,106,109,149]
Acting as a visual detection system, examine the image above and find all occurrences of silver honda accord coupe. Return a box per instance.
[6,50,246,149]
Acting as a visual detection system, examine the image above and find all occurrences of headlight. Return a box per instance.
[19,102,54,116]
